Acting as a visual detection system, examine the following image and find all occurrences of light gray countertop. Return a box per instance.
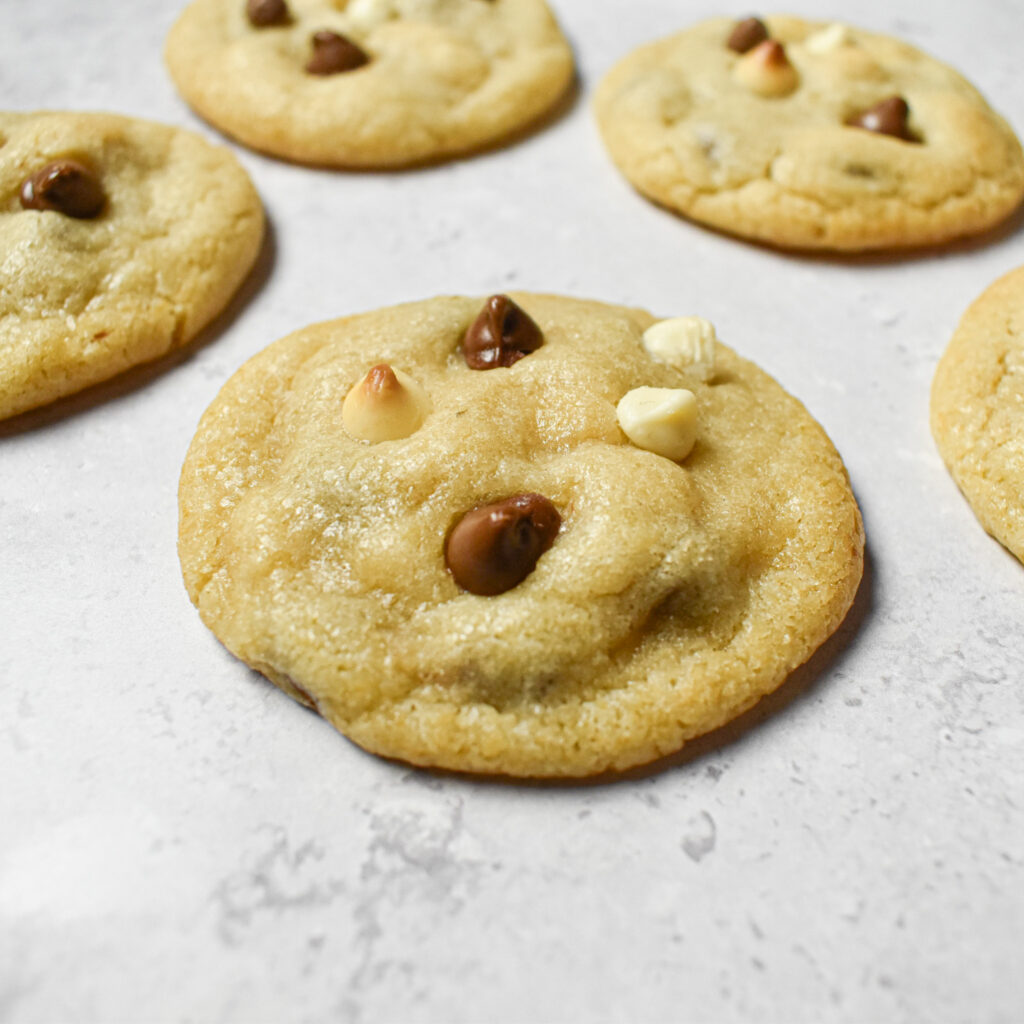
[2,2,1022,1022]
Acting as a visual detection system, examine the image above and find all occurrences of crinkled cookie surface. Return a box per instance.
[165,0,574,166]
[594,15,1024,251]
[0,110,263,420]
[932,266,1024,564]
[179,294,863,777]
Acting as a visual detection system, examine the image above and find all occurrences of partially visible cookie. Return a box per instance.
[931,267,1024,563]
[178,293,864,777]
[165,0,574,167]
[594,15,1024,251]
[0,111,263,421]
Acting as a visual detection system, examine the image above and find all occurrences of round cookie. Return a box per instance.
[931,266,1024,563]
[179,294,864,777]
[165,0,574,167]
[0,111,264,421]
[594,15,1024,251]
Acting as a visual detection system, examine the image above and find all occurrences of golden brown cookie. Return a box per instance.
[165,0,574,167]
[178,293,864,777]
[931,266,1024,563]
[594,15,1024,251]
[0,110,263,421]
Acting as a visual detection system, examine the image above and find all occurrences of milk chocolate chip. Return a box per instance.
[20,160,105,219]
[727,16,769,53]
[306,30,370,75]
[246,0,289,27]
[847,96,917,141]
[445,494,561,596]
[463,295,544,370]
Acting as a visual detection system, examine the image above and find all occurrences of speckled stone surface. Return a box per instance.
[1,3,1022,1022]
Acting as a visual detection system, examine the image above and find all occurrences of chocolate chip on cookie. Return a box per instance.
[642,317,717,382]
[445,494,561,596]
[847,96,917,142]
[342,363,431,443]
[306,30,370,75]
[20,160,105,219]
[246,0,289,27]
[463,295,544,369]
[733,39,798,97]
[727,16,769,53]
[616,387,699,462]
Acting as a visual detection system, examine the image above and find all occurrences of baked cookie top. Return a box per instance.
[932,266,1024,564]
[594,15,1024,251]
[179,293,864,777]
[0,110,263,421]
[165,0,574,167]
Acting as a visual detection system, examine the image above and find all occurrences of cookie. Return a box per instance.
[931,266,1024,563]
[165,0,574,167]
[178,293,864,777]
[0,111,263,421]
[594,15,1024,251]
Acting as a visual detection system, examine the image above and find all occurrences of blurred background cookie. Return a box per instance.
[165,0,575,166]
[932,265,1024,563]
[594,15,1024,251]
[0,110,263,420]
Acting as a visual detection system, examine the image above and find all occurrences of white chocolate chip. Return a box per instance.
[616,387,698,462]
[733,40,799,97]
[342,364,431,443]
[804,23,853,54]
[641,316,717,382]
[345,0,400,32]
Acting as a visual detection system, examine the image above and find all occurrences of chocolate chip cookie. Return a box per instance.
[932,266,1024,564]
[178,293,864,777]
[594,15,1024,251]
[0,110,263,421]
[165,0,574,167]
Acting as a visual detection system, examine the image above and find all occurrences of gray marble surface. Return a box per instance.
[2,2,1023,1022]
